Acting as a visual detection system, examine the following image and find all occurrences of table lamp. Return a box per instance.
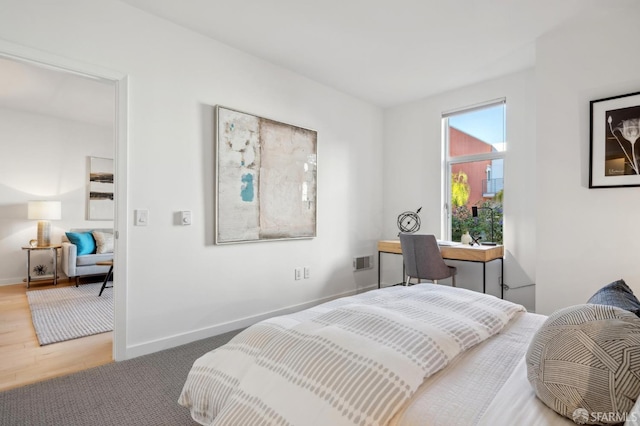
[28,200,62,247]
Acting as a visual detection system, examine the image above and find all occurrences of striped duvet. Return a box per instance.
[179,285,525,426]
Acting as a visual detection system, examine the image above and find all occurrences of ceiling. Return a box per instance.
[120,0,605,107]
[0,57,115,127]
[0,1,614,126]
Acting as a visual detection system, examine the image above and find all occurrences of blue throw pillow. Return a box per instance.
[587,279,640,317]
[65,231,96,255]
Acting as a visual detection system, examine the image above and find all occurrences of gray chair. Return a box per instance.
[399,233,457,286]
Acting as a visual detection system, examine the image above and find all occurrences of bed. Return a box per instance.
[178,284,630,425]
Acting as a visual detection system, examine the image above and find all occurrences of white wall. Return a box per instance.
[382,70,537,311]
[0,108,113,284]
[0,0,382,357]
[535,5,640,314]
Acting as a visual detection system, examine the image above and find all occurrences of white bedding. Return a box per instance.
[179,285,524,425]
[389,311,573,425]
[476,357,574,425]
[389,311,544,425]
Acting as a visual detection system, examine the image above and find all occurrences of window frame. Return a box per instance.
[441,99,506,241]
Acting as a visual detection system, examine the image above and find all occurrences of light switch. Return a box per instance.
[135,209,148,226]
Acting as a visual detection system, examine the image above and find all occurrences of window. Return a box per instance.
[442,100,505,244]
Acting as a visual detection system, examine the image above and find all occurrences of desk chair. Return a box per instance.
[399,233,457,287]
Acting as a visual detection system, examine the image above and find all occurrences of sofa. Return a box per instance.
[61,228,114,285]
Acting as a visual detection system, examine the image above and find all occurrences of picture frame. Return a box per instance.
[214,106,317,244]
[590,91,640,188]
[87,156,114,220]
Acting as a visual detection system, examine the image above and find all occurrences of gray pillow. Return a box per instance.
[526,304,640,424]
[587,279,640,317]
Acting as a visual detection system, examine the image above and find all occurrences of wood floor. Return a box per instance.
[0,279,113,392]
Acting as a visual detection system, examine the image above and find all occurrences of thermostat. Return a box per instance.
[180,211,192,225]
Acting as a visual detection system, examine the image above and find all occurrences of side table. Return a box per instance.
[96,260,113,296]
[22,245,61,288]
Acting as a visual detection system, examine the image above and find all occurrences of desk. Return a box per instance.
[22,245,61,288]
[377,240,504,298]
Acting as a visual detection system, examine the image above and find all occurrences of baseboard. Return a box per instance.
[124,284,377,359]
[0,277,25,286]
[0,276,74,287]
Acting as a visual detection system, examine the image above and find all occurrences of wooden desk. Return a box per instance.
[377,240,504,297]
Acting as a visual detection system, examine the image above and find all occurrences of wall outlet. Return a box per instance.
[294,267,302,280]
[304,266,310,279]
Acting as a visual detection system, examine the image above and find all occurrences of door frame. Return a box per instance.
[0,39,129,361]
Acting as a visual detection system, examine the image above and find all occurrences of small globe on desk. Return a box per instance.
[397,207,421,234]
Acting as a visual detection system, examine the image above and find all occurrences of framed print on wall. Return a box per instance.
[87,156,114,220]
[214,106,317,244]
[590,91,640,188]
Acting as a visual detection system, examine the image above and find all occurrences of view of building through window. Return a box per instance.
[444,101,505,244]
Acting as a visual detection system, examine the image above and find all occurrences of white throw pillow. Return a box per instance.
[92,231,114,254]
[526,304,640,425]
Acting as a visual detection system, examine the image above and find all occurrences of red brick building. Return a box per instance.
[450,127,495,207]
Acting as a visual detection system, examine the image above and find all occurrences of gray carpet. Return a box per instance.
[0,328,241,425]
[27,283,113,345]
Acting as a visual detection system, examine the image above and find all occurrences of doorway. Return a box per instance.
[0,44,127,387]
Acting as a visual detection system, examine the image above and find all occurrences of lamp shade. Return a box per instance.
[28,201,62,220]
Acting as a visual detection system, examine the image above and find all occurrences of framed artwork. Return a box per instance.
[590,91,640,188]
[87,156,114,220]
[215,106,317,244]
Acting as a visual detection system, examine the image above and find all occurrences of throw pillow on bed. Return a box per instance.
[92,231,114,254]
[587,278,640,317]
[526,304,640,425]
[65,231,96,255]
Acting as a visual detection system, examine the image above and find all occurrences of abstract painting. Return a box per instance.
[215,106,317,244]
[87,156,114,220]
[590,91,640,188]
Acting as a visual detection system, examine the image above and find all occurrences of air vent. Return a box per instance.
[353,255,374,271]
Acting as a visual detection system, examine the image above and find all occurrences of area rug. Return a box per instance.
[26,283,113,346]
